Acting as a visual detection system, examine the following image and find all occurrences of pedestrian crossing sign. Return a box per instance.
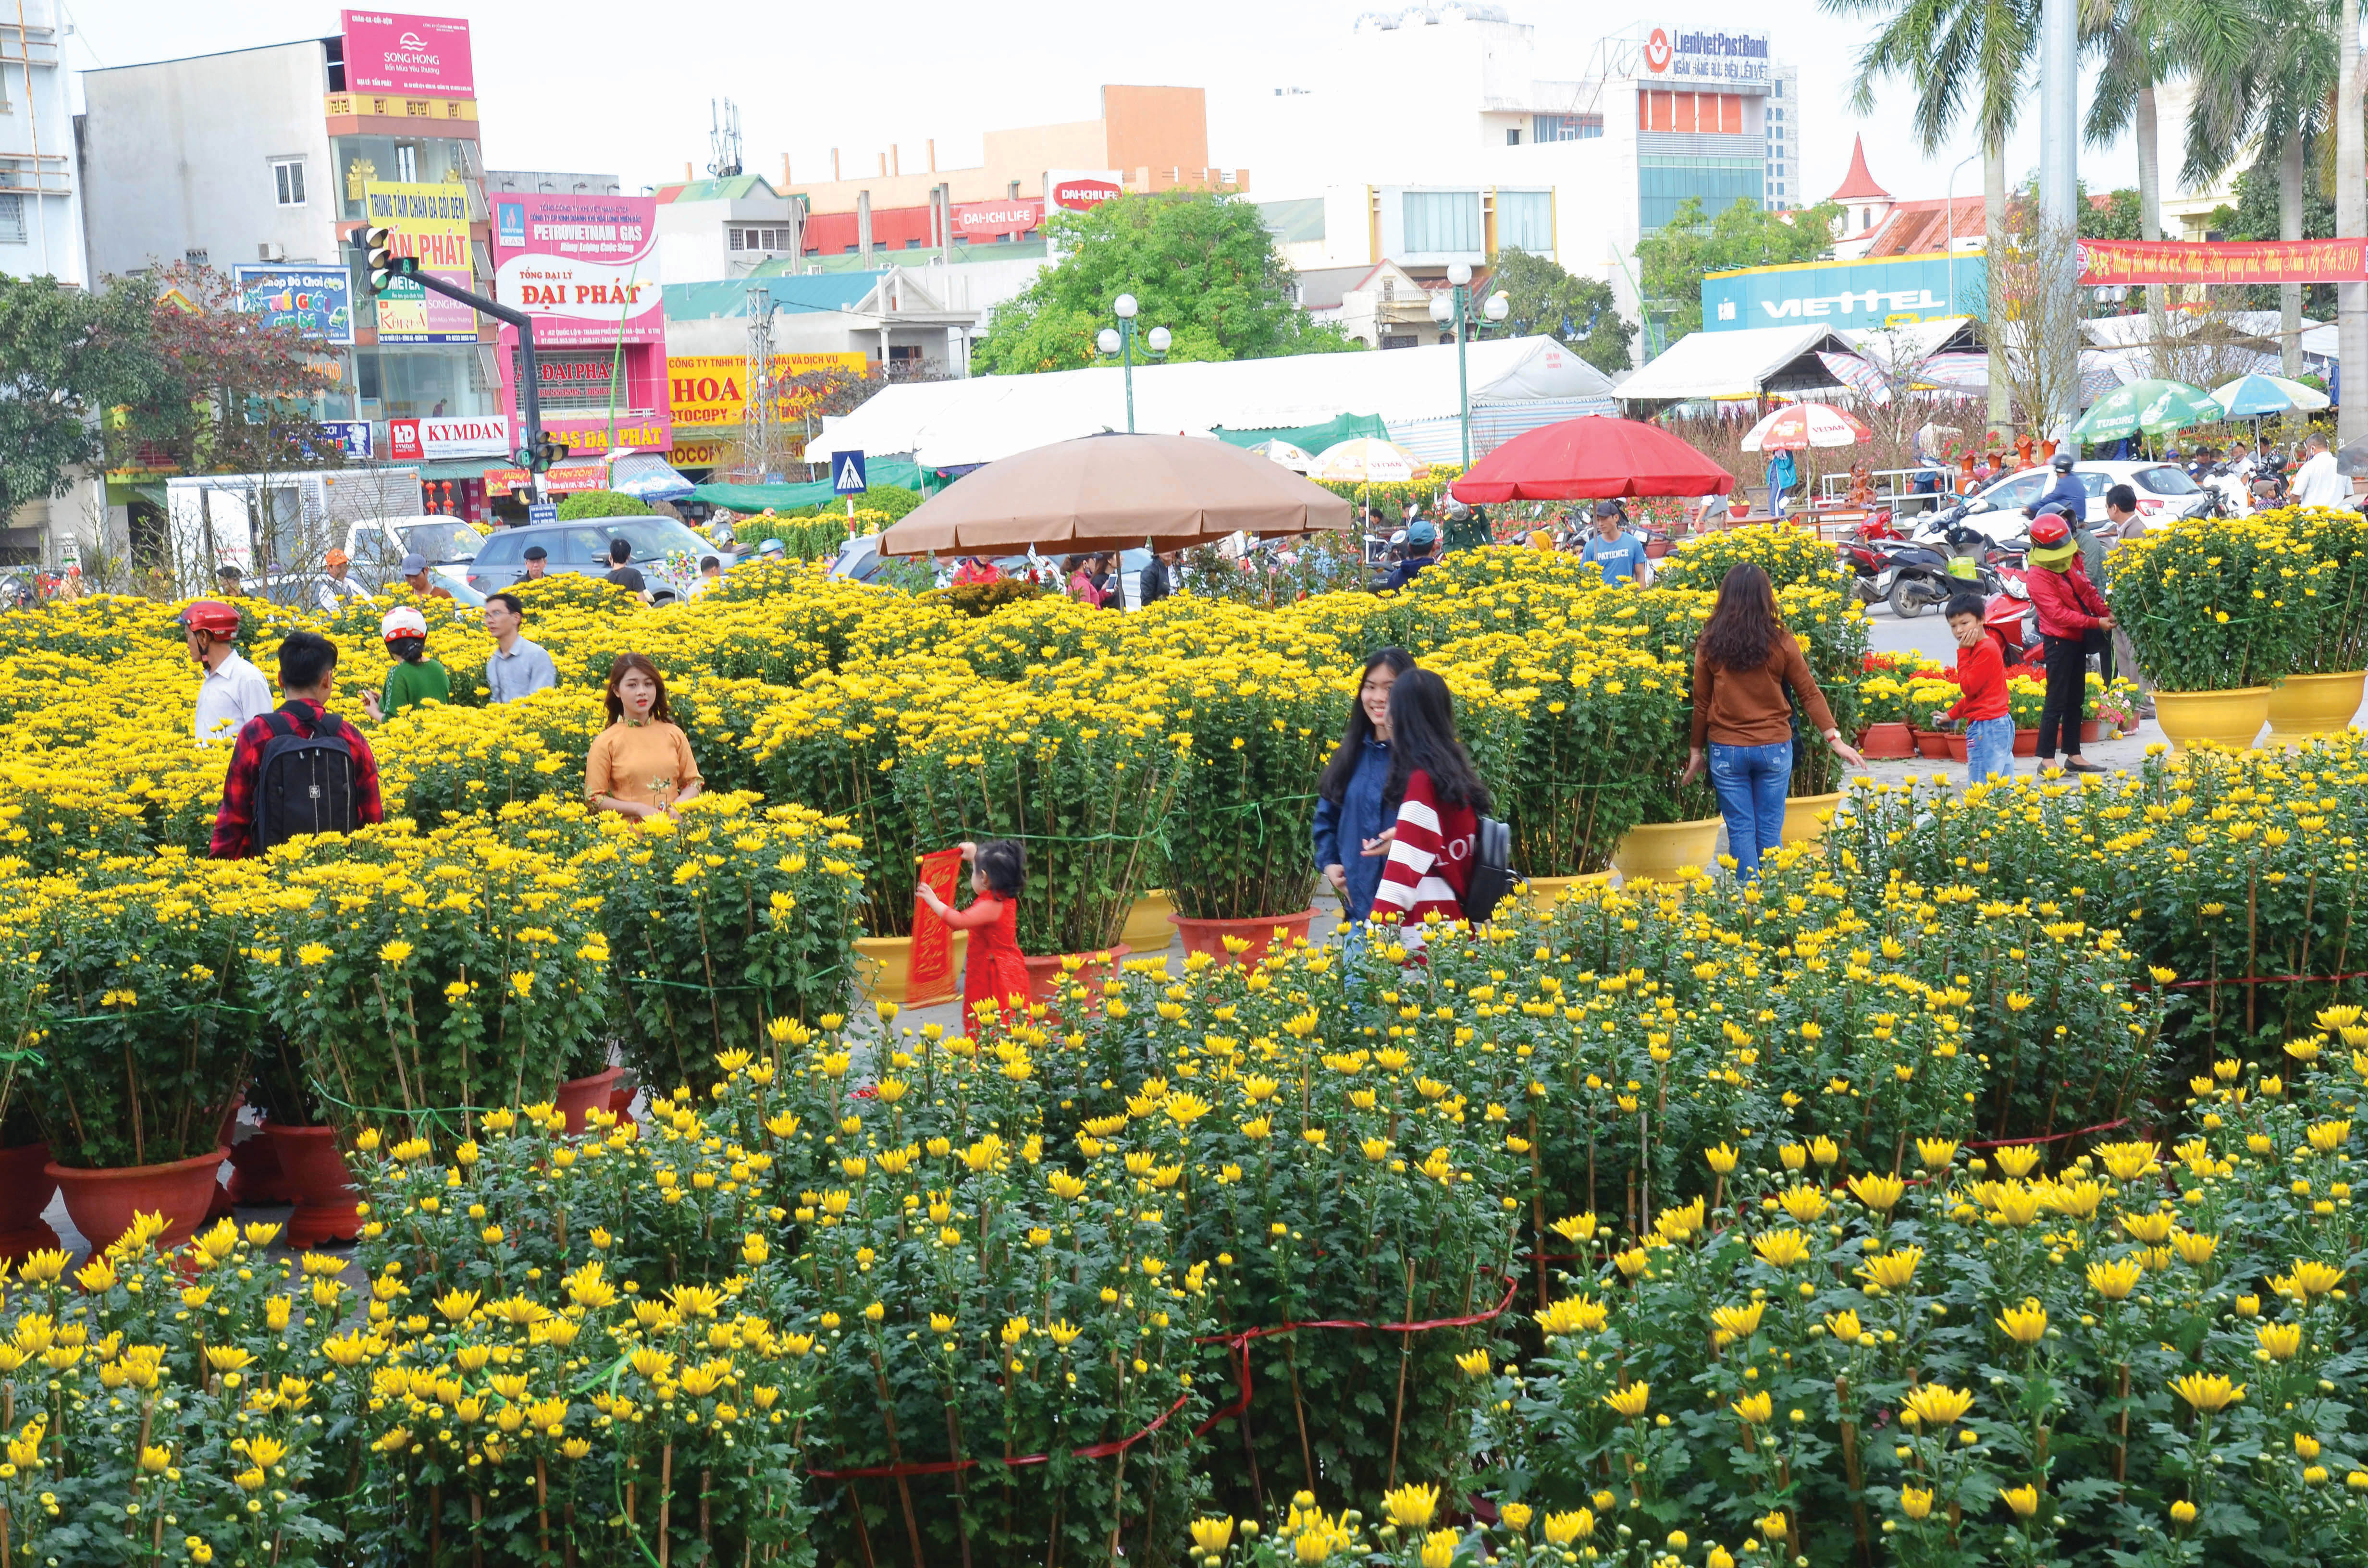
[831,450,868,494]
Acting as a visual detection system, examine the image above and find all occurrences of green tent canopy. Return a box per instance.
[691,457,925,514]
[1211,412,1390,454]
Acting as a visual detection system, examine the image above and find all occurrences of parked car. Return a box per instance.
[251,571,373,614]
[1964,461,2207,530]
[345,514,485,588]
[463,516,716,604]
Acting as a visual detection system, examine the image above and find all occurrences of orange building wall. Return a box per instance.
[1101,84,1209,185]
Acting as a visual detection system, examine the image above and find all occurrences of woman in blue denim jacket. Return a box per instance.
[1312,648,1418,935]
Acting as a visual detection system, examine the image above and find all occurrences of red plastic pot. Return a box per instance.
[1022,944,1134,1007]
[608,1086,638,1129]
[2013,727,2039,757]
[555,1066,624,1134]
[225,1131,290,1206]
[48,1148,226,1252]
[1857,723,1915,760]
[1912,729,1951,760]
[0,1142,60,1261]
[2081,718,2103,743]
[1946,733,1969,762]
[263,1126,361,1249]
[1169,910,1318,968]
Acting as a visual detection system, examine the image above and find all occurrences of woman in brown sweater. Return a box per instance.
[1679,564,1864,882]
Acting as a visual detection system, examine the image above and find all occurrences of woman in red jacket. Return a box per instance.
[2025,512,2114,774]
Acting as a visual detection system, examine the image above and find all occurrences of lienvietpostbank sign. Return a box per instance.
[1701,251,1987,331]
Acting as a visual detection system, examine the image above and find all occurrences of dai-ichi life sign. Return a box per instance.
[2078,238,2368,286]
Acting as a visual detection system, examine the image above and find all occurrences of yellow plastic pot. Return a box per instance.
[1612,818,1723,884]
[2265,671,2366,743]
[1122,890,1178,953]
[1519,871,1616,913]
[2152,687,2271,753]
[1780,791,1845,845]
[853,931,969,1006]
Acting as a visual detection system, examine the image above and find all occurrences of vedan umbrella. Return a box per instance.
[2212,373,2330,417]
[1307,437,1429,483]
[2069,378,2221,442]
[879,433,1351,558]
[1450,415,1734,502]
[1243,438,1317,472]
[1741,402,1874,453]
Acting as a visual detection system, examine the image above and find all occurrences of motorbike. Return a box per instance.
[2191,462,2251,519]
[1868,537,1960,618]
[1985,575,2042,670]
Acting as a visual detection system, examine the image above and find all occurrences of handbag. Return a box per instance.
[1464,815,1516,923]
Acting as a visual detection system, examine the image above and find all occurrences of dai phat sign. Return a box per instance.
[492,194,662,346]
[341,11,474,97]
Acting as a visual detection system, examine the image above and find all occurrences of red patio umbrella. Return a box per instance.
[1449,416,1734,502]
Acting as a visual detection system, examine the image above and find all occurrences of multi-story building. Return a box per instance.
[488,169,621,197]
[1232,9,1806,363]
[1764,65,1800,210]
[3,0,83,285]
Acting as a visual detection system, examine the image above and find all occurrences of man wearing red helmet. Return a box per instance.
[2026,510,2114,774]
[185,600,274,744]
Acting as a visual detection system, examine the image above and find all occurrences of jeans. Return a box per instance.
[2037,634,2089,759]
[1708,738,1793,882]
[1964,715,2015,783]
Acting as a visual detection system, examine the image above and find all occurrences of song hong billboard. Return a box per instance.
[341,11,474,97]
[492,193,662,347]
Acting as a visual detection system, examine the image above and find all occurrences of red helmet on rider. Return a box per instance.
[182,600,241,641]
[2027,514,2072,551]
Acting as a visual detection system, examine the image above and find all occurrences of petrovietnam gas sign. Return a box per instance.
[491,193,662,346]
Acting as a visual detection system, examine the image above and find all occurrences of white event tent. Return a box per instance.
[808,335,1615,468]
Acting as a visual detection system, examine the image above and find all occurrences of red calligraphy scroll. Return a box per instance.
[904,848,964,1006]
[2077,238,2368,287]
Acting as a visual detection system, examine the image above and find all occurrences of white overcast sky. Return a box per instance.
[61,0,2138,208]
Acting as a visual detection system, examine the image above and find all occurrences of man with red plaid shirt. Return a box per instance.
[210,631,383,859]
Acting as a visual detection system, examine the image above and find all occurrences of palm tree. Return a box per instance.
[1820,0,2042,438]
[2182,1,2337,379]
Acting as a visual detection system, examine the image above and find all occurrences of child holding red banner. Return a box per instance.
[914,839,1032,1028]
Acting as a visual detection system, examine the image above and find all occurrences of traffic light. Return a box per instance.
[361,225,415,294]
[515,435,570,473]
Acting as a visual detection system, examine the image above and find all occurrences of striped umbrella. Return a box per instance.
[1740,402,1874,453]
[2211,373,2331,418]
[1307,437,1430,483]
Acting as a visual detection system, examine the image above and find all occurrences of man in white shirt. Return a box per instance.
[2293,434,2351,510]
[185,600,274,743]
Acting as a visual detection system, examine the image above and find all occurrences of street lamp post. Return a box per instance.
[1095,293,1172,433]
[1429,261,1513,468]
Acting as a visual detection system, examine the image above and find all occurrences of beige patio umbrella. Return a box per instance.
[880,432,1353,558]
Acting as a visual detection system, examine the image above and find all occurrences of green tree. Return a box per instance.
[0,273,161,522]
[114,262,342,478]
[1633,196,1844,343]
[2080,187,2146,240]
[972,191,1360,375]
[1486,248,1636,374]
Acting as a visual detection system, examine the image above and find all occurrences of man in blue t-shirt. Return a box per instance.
[1578,500,1654,586]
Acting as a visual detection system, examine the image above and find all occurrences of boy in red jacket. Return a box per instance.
[2025,512,2113,774]
[1930,593,2014,783]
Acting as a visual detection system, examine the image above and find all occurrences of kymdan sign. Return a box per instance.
[389,416,511,461]
[1702,252,1986,330]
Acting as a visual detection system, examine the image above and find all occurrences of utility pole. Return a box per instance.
[2036,0,2081,448]
[744,285,781,483]
[2342,0,2366,450]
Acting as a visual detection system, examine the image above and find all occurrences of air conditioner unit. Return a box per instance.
[258,242,286,262]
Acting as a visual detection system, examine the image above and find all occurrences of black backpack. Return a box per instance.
[1463,815,1516,923]
[252,708,361,852]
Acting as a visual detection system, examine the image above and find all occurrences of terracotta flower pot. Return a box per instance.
[2266,670,2367,742]
[2013,727,2038,757]
[1857,722,1914,760]
[0,1142,60,1261]
[2080,718,2104,744]
[608,1086,639,1128]
[1168,910,1317,967]
[1946,733,1969,762]
[853,931,971,1006]
[1780,791,1844,845]
[2153,686,2271,753]
[263,1126,361,1249]
[1022,944,1133,1007]
[1612,818,1723,885]
[1912,729,1951,760]
[554,1066,624,1134]
[48,1147,226,1252]
[1122,890,1179,954]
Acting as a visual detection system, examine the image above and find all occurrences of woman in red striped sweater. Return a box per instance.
[1365,669,1492,932]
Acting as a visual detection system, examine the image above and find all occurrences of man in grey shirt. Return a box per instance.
[483,591,558,703]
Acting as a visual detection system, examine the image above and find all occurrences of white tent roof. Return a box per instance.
[1614,324,1850,403]
[811,336,1613,467]
[2082,310,2317,348]
[1839,317,1978,369]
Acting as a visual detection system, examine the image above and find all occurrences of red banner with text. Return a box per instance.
[904,848,965,1007]
[2077,238,2368,287]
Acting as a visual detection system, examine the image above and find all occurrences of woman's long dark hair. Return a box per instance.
[1317,647,1418,804]
[1383,668,1492,813]
[1698,563,1784,673]
[604,652,673,724]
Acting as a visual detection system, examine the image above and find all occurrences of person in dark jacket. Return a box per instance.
[1313,647,1418,956]
[2027,450,2088,527]
[1384,520,1440,590]
[2024,513,2114,774]
[1138,550,1177,606]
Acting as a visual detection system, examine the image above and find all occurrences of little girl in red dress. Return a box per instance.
[914,839,1032,1028]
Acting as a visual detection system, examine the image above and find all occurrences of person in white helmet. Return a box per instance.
[359,605,450,721]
